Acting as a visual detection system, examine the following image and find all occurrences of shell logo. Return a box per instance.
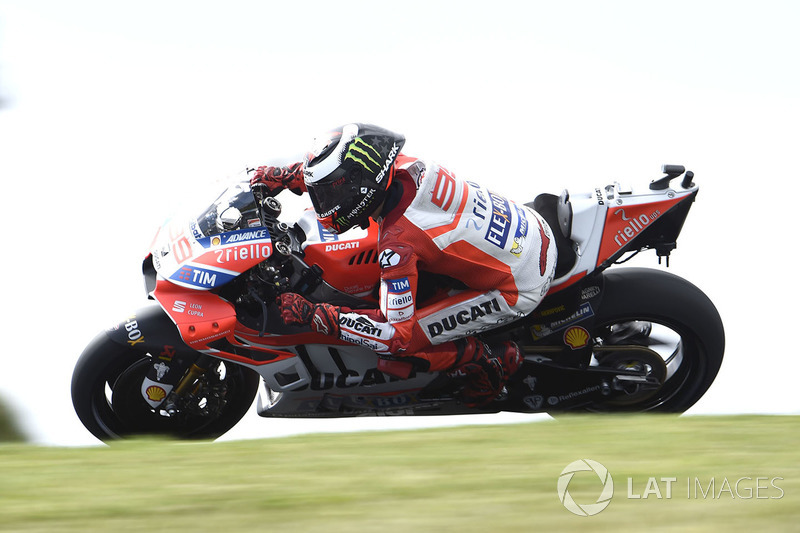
[564,326,590,350]
[145,385,167,402]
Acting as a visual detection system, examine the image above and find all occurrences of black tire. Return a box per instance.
[71,332,260,442]
[585,267,725,413]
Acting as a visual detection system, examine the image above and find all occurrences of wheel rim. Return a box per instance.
[77,345,256,440]
[587,318,706,411]
[110,357,243,438]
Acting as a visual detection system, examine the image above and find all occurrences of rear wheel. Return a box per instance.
[584,268,724,412]
[71,332,260,442]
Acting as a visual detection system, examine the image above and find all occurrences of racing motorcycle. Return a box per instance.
[72,164,724,441]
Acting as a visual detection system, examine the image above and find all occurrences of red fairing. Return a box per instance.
[152,279,238,349]
[152,279,300,366]
[596,197,684,267]
[301,218,381,301]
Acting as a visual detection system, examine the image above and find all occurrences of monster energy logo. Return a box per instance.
[345,137,382,172]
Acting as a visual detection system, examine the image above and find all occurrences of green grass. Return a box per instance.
[0,415,797,532]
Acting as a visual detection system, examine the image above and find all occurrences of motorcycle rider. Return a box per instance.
[251,123,556,406]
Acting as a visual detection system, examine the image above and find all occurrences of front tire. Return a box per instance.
[71,332,260,442]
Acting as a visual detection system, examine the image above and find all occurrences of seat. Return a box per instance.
[527,194,577,279]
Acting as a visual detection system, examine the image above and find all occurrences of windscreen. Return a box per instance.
[194,181,262,237]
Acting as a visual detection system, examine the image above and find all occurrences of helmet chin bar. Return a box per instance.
[363,202,387,229]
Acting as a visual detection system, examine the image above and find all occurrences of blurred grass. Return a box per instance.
[0,415,797,532]
[0,396,26,443]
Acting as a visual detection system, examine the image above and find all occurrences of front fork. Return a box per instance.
[141,352,216,412]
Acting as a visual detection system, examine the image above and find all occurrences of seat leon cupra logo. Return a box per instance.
[557,459,614,516]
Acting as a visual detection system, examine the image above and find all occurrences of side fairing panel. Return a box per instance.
[596,196,685,266]
[151,280,239,350]
[547,179,697,293]
[298,210,381,299]
[150,218,273,291]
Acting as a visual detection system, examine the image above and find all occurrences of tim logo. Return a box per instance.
[384,277,414,324]
[171,266,219,288]
[388,278,410,293]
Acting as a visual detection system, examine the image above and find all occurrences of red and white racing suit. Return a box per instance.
[336,155,557,371]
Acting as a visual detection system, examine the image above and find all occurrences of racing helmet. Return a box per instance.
[303,123,405,233]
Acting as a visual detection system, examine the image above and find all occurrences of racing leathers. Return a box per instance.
[254,155,557,404]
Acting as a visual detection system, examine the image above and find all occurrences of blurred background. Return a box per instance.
[0,0,798,445]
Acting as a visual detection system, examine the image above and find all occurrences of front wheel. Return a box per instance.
[71,332,260,442]
[584,268,725,413]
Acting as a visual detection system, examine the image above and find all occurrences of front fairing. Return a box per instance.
[148,178,273,292]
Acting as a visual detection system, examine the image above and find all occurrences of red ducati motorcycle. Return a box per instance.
[72,165,724,441]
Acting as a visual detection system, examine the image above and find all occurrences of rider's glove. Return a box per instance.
[279,293,340,336]
[447,339,522,407]
[250,162,306,196]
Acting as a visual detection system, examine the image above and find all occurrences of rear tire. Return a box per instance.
[585,268,724,412]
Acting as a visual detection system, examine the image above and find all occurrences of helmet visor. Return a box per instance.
[306,175,356,220]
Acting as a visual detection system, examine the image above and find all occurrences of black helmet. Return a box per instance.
[303,123,405,233]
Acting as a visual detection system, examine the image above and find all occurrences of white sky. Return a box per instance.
[1,1,798,445]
